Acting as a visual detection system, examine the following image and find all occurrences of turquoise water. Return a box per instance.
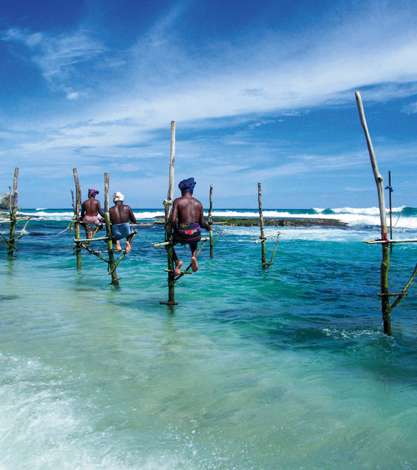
[1,211,417,469]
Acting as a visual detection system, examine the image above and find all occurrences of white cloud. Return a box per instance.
[65,90,82,101]
[38,13,417,152]
[402,101,417,114]
[1,28,105,97]
[3,2,417,207]
[4,4,417,146]
[1,28,43,47]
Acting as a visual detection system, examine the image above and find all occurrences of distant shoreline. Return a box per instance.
[152,216,347,227]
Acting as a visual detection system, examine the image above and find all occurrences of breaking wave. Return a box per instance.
[16,206,417,229]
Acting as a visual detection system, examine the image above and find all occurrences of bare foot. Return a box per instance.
[115,241,122,252]
[126,241,132,254]
[87,231,93,240]
[191,256,198,272]
[175,259,183,276]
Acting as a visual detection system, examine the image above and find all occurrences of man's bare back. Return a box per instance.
[80,192,104,239]
[109,196,137,253]
[109,204,137,225]
[82,198,102,217]
[172,195,208,228]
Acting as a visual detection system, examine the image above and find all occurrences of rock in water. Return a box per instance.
[0,193,10,210]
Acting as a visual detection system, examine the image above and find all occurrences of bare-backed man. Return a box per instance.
[109,192,137,253]
[81,188,104,239]
[171,177,211,275]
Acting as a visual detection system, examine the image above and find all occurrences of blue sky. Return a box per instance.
[1,0,417,208]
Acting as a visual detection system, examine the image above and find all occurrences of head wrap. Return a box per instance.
[178,177,196,194]
[113,191,125,202]
[88,188,99,198]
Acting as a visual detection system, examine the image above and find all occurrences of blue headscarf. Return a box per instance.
[178,177,196,194]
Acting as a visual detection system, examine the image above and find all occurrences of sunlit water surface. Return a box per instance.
[1,214,417,469]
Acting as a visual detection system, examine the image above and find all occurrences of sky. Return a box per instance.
[1,0,417,208]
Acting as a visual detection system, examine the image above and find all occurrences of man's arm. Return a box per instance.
[199,203,211,231]
[171,199,178,228]
[128,207,137,224]
[80,202,85,219]
[97,201,105,218]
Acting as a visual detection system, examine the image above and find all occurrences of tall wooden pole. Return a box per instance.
[8,168,19,256]
[355,91,391,335]
[380,244,392,335]
[208,184,214,258]
[72,168,82,270]
[163,121,177,305]
[355,91,388,241]
[386,170,393,241]
[257,182,267,269]
[104,173,119,287]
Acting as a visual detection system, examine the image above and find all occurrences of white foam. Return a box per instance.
[330,206,406,215]
[222,226,370,242]
[19,211,74,221]
[327,212,417,229]
[15,207,417,229]
[221,225,417,242]
[134,211,165,219]
[0,353,191,470]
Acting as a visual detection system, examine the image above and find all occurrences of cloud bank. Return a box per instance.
[1,1,417,207]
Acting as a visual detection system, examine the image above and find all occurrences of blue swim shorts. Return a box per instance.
[112,223,132,241]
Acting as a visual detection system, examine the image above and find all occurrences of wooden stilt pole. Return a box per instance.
[355,92,388,241]
[257,182,267,269]
[386,170,393,241]
[161,121,177,305]
[381,244,392,335]
[7,168,19,256]
[208,184,214,258]
[104,173,119,287]
[355,91,391,335]
[72,168,82,270]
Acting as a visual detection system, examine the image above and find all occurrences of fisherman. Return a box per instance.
[109,192,137,253]
[171,177,211,275]
[80,188,104,239]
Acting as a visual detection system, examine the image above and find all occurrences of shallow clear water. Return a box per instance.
[1,215,417,469]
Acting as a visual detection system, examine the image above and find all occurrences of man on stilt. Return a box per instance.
[80,188,104,239]
[109,192,137,253]
[171,178,211,275]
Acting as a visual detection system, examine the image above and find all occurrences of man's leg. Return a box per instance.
[190,241,199,272]
[91,224,100,238]
[125,233,134,254]
[113,238,122,252]
[112,225,122,251]
[83,224,91,239]
[172,245,183,275]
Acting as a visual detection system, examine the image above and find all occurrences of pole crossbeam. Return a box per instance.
[366,239,417,245]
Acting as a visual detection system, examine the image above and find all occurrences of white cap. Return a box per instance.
[113,191,125,202]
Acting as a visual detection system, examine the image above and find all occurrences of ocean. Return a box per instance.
[1,207,417,469]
